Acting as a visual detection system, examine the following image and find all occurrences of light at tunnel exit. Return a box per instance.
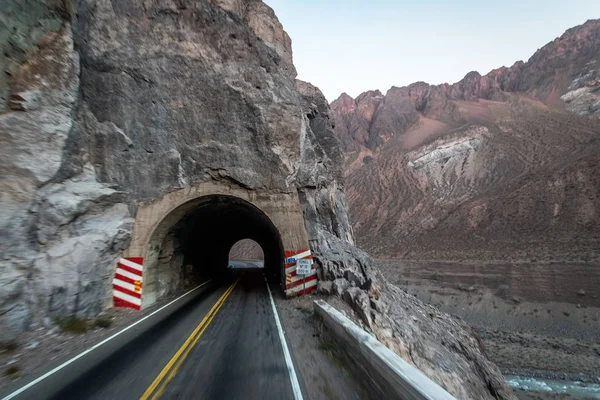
[228,238,265,269]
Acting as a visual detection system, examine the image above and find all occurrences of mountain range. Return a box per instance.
[330,19,600,261]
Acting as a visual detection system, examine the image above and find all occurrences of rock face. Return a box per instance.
[210,0,297,78]
[296,81,516,399]
[0,10,133,331]
[0,0,307,332]
[1,1,514,398]
[331,18,600,261]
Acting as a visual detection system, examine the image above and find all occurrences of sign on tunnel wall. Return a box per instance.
[113,257,144,310]
[284,250,317,296]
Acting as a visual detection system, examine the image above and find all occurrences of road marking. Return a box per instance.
[140,279,239,400]
[264,275,304,400]
[0,281,212,400]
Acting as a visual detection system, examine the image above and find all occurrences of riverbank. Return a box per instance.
[376,259,600,396]
[511,375,600,399]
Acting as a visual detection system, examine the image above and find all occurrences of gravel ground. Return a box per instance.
[376,260,600,382]
[274,292,372,400]
[479,328,600,383]
[516,392,576,400]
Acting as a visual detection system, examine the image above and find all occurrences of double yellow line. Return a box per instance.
[139,280,239,400]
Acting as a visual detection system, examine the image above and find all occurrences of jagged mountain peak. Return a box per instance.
[331,19,600,261]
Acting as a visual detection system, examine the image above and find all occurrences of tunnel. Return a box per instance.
[229,239,265,263]
[144,194,285,302]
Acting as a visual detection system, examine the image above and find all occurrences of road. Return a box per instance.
[2,270,302,400]
[227,260,264,269]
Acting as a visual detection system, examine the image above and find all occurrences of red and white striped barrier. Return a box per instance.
[284,250,317,297]
[113,257,143,310]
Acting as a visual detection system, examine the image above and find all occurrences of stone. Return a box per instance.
[317,281,333,295]
[370,298,386,314]
[577,289,586,296]
[343,286,372,328]
[0,26,79,221]
[332,278,350,297]
[561,86,600,117]
[243,1,297,78]
[510,297,522,305]
[370,284,516,400]
[26,341,39,350]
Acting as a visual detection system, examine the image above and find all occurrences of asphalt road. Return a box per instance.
[227,259,264,269]
[6,270,299,400]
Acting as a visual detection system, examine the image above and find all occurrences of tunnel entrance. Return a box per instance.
[228,239,265,268]
[144,195,284,303]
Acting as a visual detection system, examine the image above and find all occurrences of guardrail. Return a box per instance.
[314,300,456,400]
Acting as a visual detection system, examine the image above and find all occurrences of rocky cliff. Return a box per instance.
[1,1,514,398]
[0,0,329,331]
[332,19,600,261]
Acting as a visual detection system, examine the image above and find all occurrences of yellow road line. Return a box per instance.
[139,280,239,400]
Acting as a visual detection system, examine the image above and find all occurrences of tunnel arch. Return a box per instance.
[145,195,284,303]
[228,239,265,262]
[123,182,310,307]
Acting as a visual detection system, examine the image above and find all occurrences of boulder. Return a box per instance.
[317,281,333,295]
[332,278,349,297]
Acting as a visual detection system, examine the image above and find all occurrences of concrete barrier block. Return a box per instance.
[313,299,456,400]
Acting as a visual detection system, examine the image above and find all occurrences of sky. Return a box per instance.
[264,0,600,102]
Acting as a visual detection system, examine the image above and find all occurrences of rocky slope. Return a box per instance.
[331,19,600,261]
[1,1,514,398]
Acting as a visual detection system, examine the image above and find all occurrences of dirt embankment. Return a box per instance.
[376,260,600,383]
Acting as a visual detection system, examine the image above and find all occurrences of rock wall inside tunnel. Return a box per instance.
[229,239,264,261]
[0,0,515,398]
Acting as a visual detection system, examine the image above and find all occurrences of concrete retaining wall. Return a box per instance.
[314,300,456,400]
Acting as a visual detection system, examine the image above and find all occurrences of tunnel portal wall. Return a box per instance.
[123,181,310,307]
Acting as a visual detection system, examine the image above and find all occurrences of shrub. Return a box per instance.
[54,316,88,334]
[0,339,18,351]
[94,317,113,329]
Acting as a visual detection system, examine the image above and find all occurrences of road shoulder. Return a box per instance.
[274,293,373,400]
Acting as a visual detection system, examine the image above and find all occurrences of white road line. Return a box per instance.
[1,280,212,400]
[264,275,304,400]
